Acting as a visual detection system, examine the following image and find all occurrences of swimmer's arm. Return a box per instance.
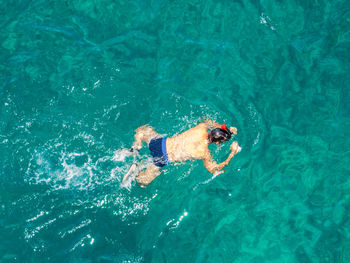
[203,142,241,173]
[203,151,236,173]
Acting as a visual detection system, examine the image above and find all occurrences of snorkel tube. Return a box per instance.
[221,123,233,135]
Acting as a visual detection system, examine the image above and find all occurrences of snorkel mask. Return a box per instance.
[209,123,233,143]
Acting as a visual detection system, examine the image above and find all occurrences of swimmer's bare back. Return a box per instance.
[128,120,241,186]
[166,121,241,174]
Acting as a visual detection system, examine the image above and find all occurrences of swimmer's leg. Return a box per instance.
[136,164,163,187]
[116,125,159,160]
[122,163,138,183]
[132,125,160,151]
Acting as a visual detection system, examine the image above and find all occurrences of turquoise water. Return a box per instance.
[1,0,350,262]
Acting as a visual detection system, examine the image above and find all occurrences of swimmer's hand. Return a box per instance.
[213,170,225,177]
[229,127,237,135]
[230,141,241,154]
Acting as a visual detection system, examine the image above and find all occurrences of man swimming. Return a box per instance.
[122,120,241,186]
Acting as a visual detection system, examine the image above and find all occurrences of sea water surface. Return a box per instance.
[1,0,350,262]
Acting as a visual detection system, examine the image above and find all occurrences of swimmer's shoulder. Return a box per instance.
[191,123,209,132]
[196,122,208,128]
[168,123,207,143]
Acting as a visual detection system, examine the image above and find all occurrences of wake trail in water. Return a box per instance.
[25,143,140,192]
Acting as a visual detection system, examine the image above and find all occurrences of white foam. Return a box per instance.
[248,103,263,147]
[260,13,276,31]
[26,142,151,192]
[112,148,135,162]
[24,218,57,240]
[26,150,101,191]
[193,173,220,190]
[59,219,92,238]
[26,211,47,223]
[112,192,151,221]
[164,210,189,231]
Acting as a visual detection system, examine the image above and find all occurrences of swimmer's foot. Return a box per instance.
[122,163,138,183]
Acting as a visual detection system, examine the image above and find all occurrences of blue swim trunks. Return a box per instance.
[148,137,169,167]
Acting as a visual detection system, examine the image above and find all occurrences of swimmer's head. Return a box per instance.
[208,124,232,144]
